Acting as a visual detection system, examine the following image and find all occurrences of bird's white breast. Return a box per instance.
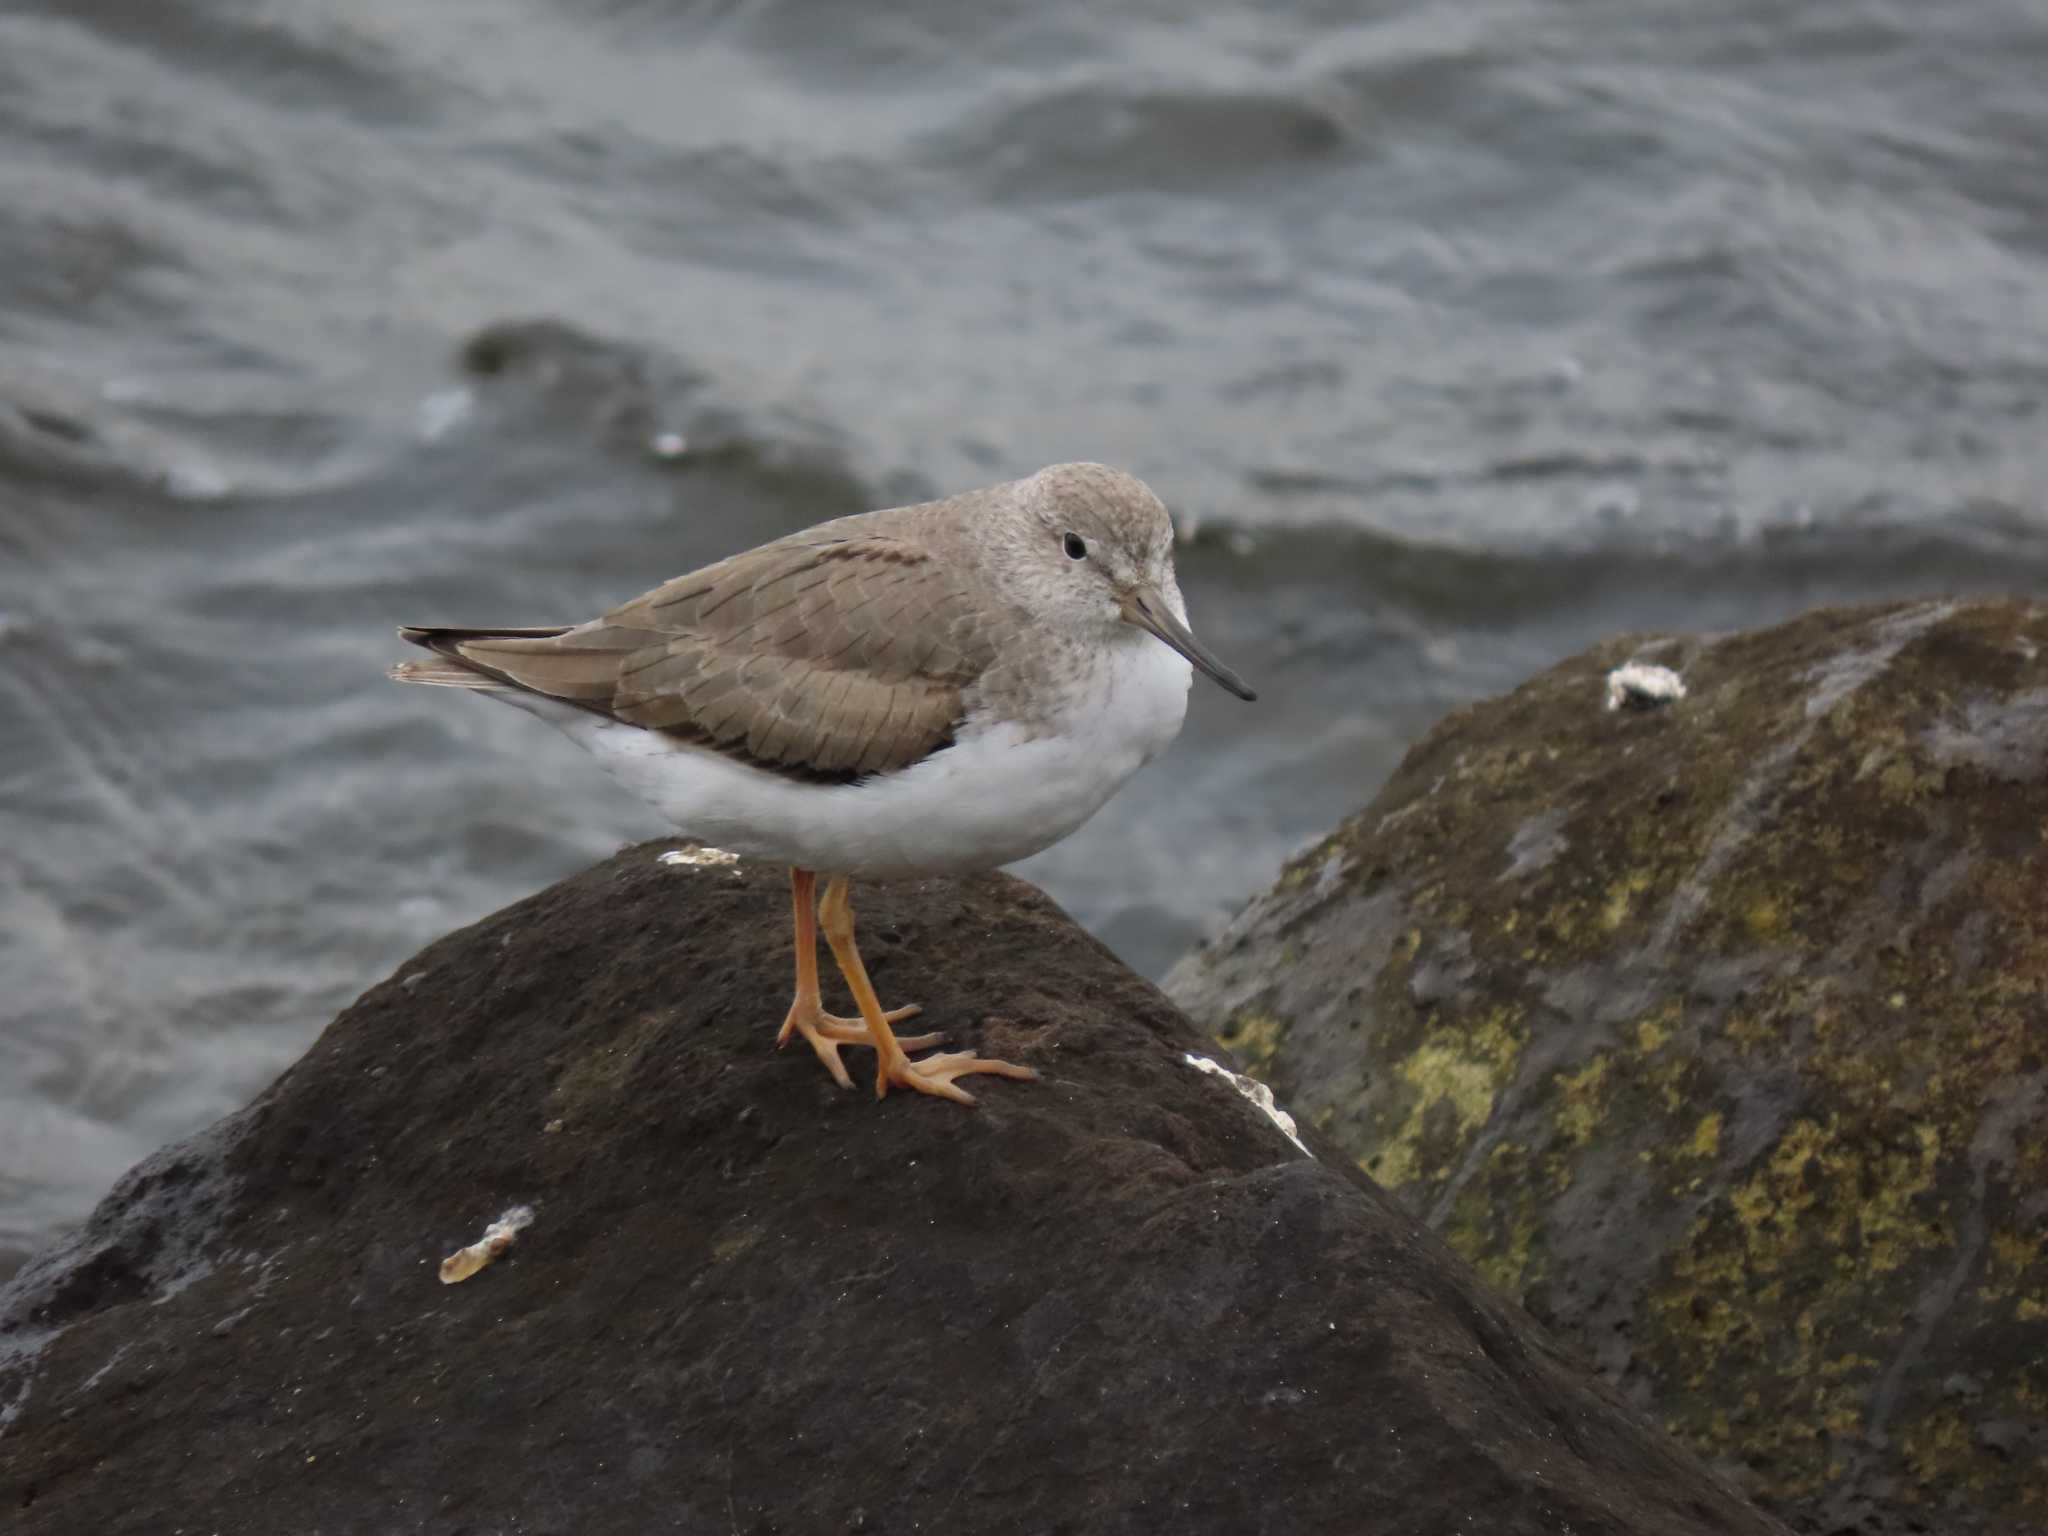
[517,630,1192,879]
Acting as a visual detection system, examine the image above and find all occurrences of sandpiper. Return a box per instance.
[390,462,1255,1106]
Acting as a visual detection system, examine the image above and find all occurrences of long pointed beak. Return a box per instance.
[1121,587,1257,701]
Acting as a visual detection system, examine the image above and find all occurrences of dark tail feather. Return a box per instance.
[391,626,576,692]
[391,622,616,708]
[398,624,575,652]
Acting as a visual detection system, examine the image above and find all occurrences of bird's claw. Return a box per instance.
[875,1048,1039,1107]
[777,998,939,1090]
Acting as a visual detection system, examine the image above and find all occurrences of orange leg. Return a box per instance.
[817,873,1038,1107]
[776,867,939,1089]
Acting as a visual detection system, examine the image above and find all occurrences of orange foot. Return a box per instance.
[874,1046,1039,1107]
[777,996,943,1092]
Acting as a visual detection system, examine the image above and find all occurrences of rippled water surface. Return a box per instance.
[4,0,2047,1274]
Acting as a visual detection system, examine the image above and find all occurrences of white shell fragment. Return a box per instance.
[659,846,738,867]
[1182,1053,1314,1159]
[1605,662,1687,712]
[439,1205,535,1285]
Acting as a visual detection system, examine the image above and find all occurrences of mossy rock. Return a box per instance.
[1167,598,2048,1536]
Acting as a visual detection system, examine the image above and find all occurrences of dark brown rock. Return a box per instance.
[1166,597,2048,1536]
[2,846,1777,1534]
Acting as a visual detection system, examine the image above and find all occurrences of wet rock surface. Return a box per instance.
[1167,598,2048,1535]
[0,847,1776,1534]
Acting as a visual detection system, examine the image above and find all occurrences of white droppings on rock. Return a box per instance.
[649,431,688,460]
[1182,1053,1313,1159]
[439,1205,534,1285]
[660,846,738,867]
[1605,662,1687,712]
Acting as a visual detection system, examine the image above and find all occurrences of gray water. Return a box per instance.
[4,0,2047,1277]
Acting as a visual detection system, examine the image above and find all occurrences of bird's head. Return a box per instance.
[1005,462,1256,702]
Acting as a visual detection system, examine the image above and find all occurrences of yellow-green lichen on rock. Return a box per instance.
[1164,598,2048,1536]
[1213,1009,1287,1077]
[1360,1004,1526,1190]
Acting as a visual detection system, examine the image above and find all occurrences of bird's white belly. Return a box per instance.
[523,635,1192,878]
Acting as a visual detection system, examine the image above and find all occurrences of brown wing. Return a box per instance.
[416,530,996,780]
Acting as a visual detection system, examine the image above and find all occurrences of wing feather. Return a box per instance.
[424,527,993,780]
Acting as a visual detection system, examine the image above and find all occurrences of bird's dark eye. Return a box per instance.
[1062,532,1088,560]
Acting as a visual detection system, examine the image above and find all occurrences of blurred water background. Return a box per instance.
[3,0,2046,1276]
